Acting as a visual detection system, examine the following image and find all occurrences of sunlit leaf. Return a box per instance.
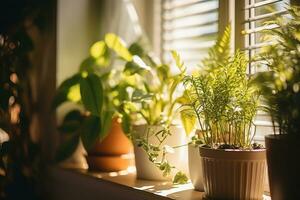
[157,65,170,81]
[173,171,188,184]
[104,33,132,61]
[52,74,81,109]
[90,41,106,58]
[124,61,143,76]
[180,109,196,136]
[132,89,153,102]
[171,50,186,73]
[67,84,81,102]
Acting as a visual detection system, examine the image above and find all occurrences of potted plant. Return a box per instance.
[53,33,144,171]
[253,6,300,200]
[120,46,189,183]
[181,26,266,199]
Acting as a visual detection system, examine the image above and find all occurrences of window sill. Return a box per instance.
[47,166,271,200]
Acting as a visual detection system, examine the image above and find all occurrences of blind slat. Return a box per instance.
[244,0,282,9]
[163,1,218,20]
[244,10,286,22]
[162,0,219,71]
[164,0,210,10]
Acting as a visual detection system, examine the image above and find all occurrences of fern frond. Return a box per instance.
[201,25,231,70]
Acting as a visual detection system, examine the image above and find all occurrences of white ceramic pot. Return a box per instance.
[133,124,188,181]
[188,144,204,191]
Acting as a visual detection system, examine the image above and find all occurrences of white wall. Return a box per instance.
[56,0,102,85]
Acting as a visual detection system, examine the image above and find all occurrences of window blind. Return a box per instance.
[243,0,290,140]
[244,0,289,74]
[161,0,219,71]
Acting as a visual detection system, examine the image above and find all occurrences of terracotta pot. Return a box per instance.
[88,117,132,156]
[200,147,266,200]
[86,117,133,171]
[188,144,204,191]
[265,134,300,200]
[133,124,188,181]
[86,155,131,172]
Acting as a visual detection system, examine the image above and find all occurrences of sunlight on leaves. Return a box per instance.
[67,84,81,102]
[180,110,196,136]
[90,41,106,58]
[171,50,186,73]
[105,33,132,61]
[173,171,188,184]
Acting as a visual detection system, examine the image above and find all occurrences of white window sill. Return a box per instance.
[48,166,271,200]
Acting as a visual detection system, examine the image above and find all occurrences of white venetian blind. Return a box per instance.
[244,0,289,74]
[243,0,290,140]
[161,0,219,71]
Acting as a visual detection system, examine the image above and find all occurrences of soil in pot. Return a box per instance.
[86,117,133,171]
[265,134,300,200]
[200,147,266,200]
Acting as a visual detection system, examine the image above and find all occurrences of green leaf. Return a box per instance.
[104,33,132,61]
[171,50,186,73]
[121,112,131,134]
[90,41,107,58]
[58,120,81,134]
[58,109,83,135]
[128,42,144,57]
[202,25,231,70]
[79,57,96,73]
[132,89,153,102]
[157,64,170,81]
[67,84,81,102]
[180,109,196,136]
[169,75,182,101]
[100,110,114,140]
[173,171,188,184]
[124,61,144,75]
[124,56,151,76]
[79,73,103,116]
[55,135,80,162]
[80,115,101,151]
[52,74,81,109]
[63,110,83,122]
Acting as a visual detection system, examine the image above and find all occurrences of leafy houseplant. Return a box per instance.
[54,33,190,180]
[124,50,189,184]
[53,33,140,170]
[254,6,300,200]
[181,26,266,199]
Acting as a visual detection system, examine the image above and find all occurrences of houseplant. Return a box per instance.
[181,26,266,199]
[253,6,300,200]
[53,33,142,171]
[122,48,189,183]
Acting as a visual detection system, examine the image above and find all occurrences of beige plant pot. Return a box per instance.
[188,144,204,191]
[200,147,266,200]
[133,124,188,181]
